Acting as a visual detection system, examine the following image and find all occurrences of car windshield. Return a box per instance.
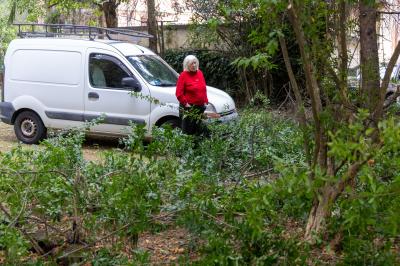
[127,55,178,87]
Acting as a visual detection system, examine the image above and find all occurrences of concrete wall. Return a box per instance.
[118,24,190,53]
[117,1,192,27]
[346,18,400,71]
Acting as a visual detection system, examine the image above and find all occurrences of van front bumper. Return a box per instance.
[205,109,239,124]
[0,102,15,124]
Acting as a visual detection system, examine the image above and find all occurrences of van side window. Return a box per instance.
[89,53,131,89]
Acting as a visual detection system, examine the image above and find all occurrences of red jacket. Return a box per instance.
[175,70,208,106]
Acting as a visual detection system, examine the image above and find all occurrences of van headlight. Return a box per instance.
[205,103,217,113]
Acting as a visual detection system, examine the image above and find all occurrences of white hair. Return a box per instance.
[183,55,199,72]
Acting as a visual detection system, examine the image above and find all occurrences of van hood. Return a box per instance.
[206,86,236,113]
[162,85,235,113]
[149,85,236,114]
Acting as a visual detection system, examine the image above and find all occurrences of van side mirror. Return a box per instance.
[122,77,141,92]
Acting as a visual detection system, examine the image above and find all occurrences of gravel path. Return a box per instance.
[0,122,18,151]
[0,121,119,161]
[0,88,122,160]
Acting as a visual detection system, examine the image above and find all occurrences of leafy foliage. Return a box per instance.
[0,0,399,264]
[181,0,303,104]
[1,107,398,264]
[0,15,16,73]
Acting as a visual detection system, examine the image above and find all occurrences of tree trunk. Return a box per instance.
[0,72,3,91]
[147,0,158,53]
[98,11,104,28]
[359,1,380,115]
[305,185,336,239]
[305,162,362,241]
[376,40,400,119]
[278,36,311,165]
[288,1,323,170]
[338,0,351,109]
[102,0,119,28]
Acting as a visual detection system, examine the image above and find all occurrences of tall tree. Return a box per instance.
[6,0,127,28]
[284,0,400,241]
[192,0,400,245]
[96,0,123,28]
[184,0,283,102]
[359,1,380,116]
[147,0,158,53]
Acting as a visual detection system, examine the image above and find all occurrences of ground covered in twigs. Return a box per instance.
[1,107,399,265]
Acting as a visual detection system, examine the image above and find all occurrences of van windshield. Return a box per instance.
[127,55,178,87]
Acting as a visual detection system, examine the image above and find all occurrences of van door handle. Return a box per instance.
[88,92,99,100]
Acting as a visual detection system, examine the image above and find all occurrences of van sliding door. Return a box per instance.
[84,49,151,135]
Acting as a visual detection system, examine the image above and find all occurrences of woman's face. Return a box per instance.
[188,61,197,72]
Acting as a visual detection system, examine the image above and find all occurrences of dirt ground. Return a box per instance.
[0,121,17,151]
[1,80,195,263]
[0,121,197,263]
[0,121,120,161]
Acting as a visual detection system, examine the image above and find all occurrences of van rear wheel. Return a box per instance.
[14,111,47,144]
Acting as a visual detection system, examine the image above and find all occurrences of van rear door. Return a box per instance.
[84,48,151,135]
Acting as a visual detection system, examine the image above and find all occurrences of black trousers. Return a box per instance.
[179,104,209,136]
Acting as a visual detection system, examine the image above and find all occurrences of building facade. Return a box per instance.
[118,0,192,27]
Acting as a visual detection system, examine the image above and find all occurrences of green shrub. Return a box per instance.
[0,17,17,74]
[0,109,399,264]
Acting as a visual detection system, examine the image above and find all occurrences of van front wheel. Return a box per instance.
[161,119,181,129]
[14,111,47,144]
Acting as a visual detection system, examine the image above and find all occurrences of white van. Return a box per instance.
[0,26,238,144]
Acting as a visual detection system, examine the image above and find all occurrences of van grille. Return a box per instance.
[219,109,236,117]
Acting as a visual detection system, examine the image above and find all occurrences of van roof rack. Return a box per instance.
[14,23,153,41]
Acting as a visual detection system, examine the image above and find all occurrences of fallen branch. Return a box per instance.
[27,215,66,236]
[197,208,238,230]
[0,203,45,255]
[57,223,132,259]
[57,210,178,260]
[244,168,274,179]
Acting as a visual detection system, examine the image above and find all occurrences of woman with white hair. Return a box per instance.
[175,55,209,136]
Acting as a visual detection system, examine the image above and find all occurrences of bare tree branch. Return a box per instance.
[0,203,45,255]
[376,40,400,118]
[287,1,323,169]
[278,35,311,166]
